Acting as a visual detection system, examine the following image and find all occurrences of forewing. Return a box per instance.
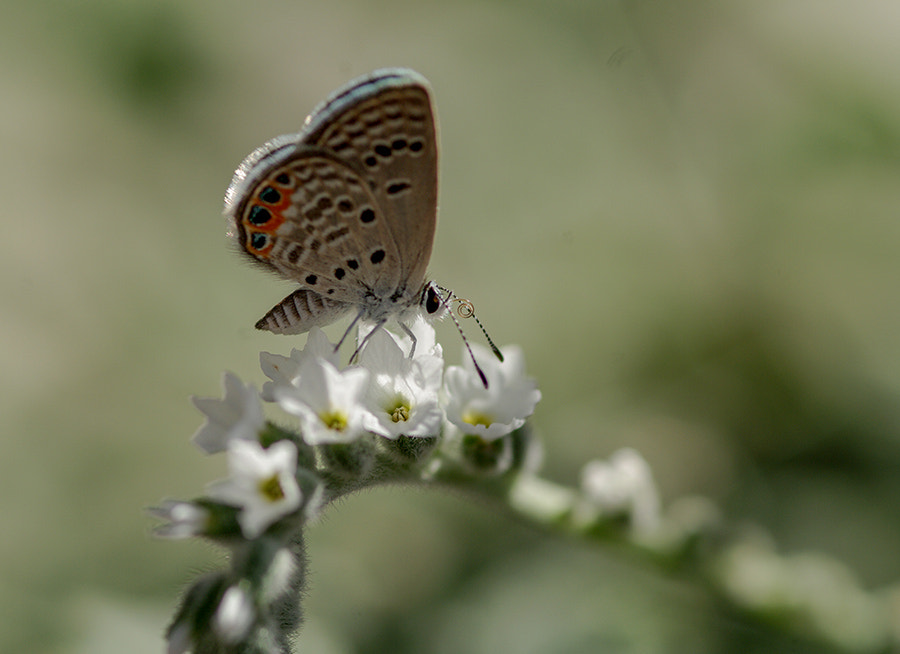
[303,69,438,289]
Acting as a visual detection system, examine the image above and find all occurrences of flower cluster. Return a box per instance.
[155,317,541,542]
[153,319,541,653]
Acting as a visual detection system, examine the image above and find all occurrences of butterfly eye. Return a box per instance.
[424,286,441,314]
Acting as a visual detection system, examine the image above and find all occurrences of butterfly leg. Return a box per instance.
[398,321,417,359]
[336,310,364,356]
[349,318,387,363]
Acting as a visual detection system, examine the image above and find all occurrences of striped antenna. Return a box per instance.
[436,285,503,388]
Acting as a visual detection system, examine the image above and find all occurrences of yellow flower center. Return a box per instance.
[387,399,411,423]
[258,474,286,502]
[319,410,349,431]
[462,411,494,428]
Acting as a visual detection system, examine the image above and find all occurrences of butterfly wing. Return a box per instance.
[224,68,438,334]
[231,150,404,302]
[299,68,438,292]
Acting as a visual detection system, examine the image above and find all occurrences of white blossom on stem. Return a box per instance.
[191,372,265,454]
[443,344,541,440]
[579,448,660,534]
[207,440,302,539]
[259,327,339,402]
[357,328,444,439]
[274,356,372,445]
[148,500,211,539]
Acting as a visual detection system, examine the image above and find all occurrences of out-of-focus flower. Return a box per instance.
[191,372,265,454]
[579,448,660,534]
[259,327,339,401]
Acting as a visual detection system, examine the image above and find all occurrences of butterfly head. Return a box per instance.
[421,282,446,319]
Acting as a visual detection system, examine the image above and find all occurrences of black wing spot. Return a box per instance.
[259,186,281,204]
[409,139,424,153]
[334,267,345,280]
[305,274,318,285]
[370,249,385,264]
[386,181,411,195]
[337,197,353,212]
[248,206,272,225]
[392,138,407,151]
[346,258,359,270]
[364,156,377,167]
[360,208,376,224]
[374,143,392,157]
[250,233,268,250]
[275,172,290,185]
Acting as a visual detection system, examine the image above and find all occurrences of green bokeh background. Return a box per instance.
[3,1,900,652]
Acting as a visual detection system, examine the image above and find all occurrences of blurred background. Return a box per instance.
[3,1,900,652]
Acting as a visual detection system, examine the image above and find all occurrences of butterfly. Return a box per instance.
[224,69,500,383]
[224,68,444,341]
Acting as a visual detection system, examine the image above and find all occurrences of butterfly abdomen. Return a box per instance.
[255,289,352,335]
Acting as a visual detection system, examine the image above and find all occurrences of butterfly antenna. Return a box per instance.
[436,286,494,389]
[437,286,503,362]
[470,312,503,362]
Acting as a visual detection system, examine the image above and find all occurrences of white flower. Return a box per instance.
[148,500,211,539]
[259,327,339,402]
[357,328,444,439]
[395,315,444,360]
[259,548,298,603]
[213,585,256,644]
[443,344,541,440]
[274,356,372,445]
[579,448,660,534]
[207,440,302,539]
[358,316,443,360]
[191,372,265,454]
